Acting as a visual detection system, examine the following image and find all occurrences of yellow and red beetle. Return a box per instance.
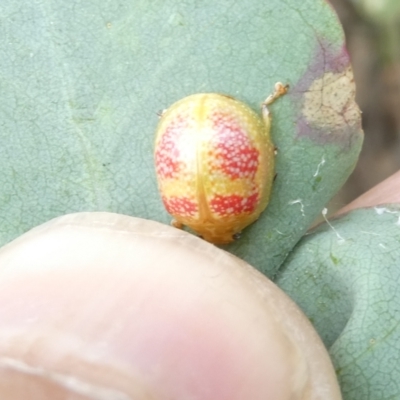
[154,83,287,244]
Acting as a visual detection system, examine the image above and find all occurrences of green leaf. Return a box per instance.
[277,206,400,400]
[0,0,362,276]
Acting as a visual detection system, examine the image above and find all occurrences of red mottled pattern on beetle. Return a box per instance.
[155,115,187,179]
[210,193,259,216]
[209,112,260,179]
[162,196,198,217]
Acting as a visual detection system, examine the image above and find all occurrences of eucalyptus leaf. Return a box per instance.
[0,0,362,277]
[277,206,400,400]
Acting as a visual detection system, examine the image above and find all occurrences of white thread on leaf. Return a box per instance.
[313,156,326,177]
[360,231,380,236]
[374,207,400,226]
[289,199,305,217]
[322,208,345,243]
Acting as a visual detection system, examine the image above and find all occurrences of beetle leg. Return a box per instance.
[232,232,242,241]
[156,109,167,118]
[171,219,184,229]
[264,82,289,106]
[261,82,289,129]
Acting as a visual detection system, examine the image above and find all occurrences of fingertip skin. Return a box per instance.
[0,212,342,400]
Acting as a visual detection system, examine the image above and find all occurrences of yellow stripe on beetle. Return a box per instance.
[155,83,288,244]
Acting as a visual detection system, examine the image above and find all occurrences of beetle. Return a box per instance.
[154,83,288,244]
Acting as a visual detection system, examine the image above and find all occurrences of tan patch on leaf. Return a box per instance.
[302,67,361,131]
